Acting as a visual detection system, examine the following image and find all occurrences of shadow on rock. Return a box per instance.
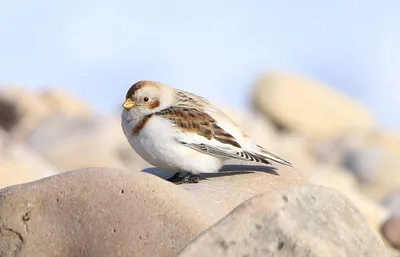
[141,163,278,183]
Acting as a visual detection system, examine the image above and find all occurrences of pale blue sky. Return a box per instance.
[1,1,399,128]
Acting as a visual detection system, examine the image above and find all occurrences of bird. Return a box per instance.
[121,80,292,184]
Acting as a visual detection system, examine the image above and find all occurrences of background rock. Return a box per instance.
[38,88,93,118]
[343,146,400,201]
[177,185,387,257]
[25,114,149,172]
[381,190,400,218]
[308,165,389,233]
[252,72,375,139]
[0,129,58,189]
[0,86,93,149]
[381,218,400,250]
[0,168,222,257]
[0,97,20,132]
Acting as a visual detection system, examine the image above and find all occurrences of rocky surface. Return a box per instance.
[252,72,375,139]
[177,185,387,257]
[0,168,222,257]
[153,159,305,214]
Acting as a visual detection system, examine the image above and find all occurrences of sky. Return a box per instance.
[0,1,399,129]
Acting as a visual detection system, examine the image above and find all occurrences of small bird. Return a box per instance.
[121,80,292,184]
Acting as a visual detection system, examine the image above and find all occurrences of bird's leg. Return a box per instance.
[181,172,200,184]
[166,172,182,183]
[167,172,200,184]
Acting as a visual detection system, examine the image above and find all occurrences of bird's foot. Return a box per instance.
[167,172,200,184]
[166,172,182,183]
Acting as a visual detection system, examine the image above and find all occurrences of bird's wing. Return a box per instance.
[154,106,290,165]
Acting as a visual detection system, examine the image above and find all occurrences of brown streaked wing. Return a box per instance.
[155,106,241,148]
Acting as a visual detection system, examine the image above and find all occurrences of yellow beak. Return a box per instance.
[122,98,135,109]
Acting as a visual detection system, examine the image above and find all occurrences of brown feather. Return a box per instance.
[155,107,241,148]
[125,80,160,99]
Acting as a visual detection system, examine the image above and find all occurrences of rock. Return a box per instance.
[308,165,389,233]
[0,86,51,142]
[164,160,305,216]
[177,185,388,257]
[312,131,400,202]
[0,168,222,257]
[0,129,58,189]
[0,97,20,132]
[215,103,316,173]
[0,86,94,149]
[25,114,149,172]
[214,103,278,147]
[381,217,400,250]
[387,247,400,257]
[38,88,93,118]
[347,147,400,201]
[381,190,400,218]
[252,72,374,139]
[369,131,400,159]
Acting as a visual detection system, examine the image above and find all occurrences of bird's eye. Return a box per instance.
[143,97,149,102]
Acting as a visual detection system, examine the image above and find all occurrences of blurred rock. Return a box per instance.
[0,129,58,189]
[387,247,400,257]
[214,102,279,151]
[38,88,93,118]
[0,168,222,257]
[341,147,383,184]
[0,86,93,149]
[345,147,400,201]
[0,97,20,132]
[0,86,50,140]
[277,132,317,174]
[312,130,400,202]
[381,190,400,218]
[25,114,149,172]
[252,72,375,139]
[177,185,387,257]
[215,103,316,172]
[381,218,400,250]
[368,131,400,159]
[308,165,389,233]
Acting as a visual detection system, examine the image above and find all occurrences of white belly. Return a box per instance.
[121,113,223,173]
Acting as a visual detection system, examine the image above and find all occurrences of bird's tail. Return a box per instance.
[250,144,293,167]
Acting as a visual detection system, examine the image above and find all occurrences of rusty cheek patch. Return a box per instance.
[147,99,160,109]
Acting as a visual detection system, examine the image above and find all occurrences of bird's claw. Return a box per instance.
[167,172,200,184]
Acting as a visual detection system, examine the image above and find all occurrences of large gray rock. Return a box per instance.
[177,185,388,257]
[0,168,222,257]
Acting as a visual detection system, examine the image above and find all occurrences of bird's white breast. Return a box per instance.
[121,111,223,173]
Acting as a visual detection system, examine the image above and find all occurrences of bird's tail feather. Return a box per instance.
[251,145,293,167]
